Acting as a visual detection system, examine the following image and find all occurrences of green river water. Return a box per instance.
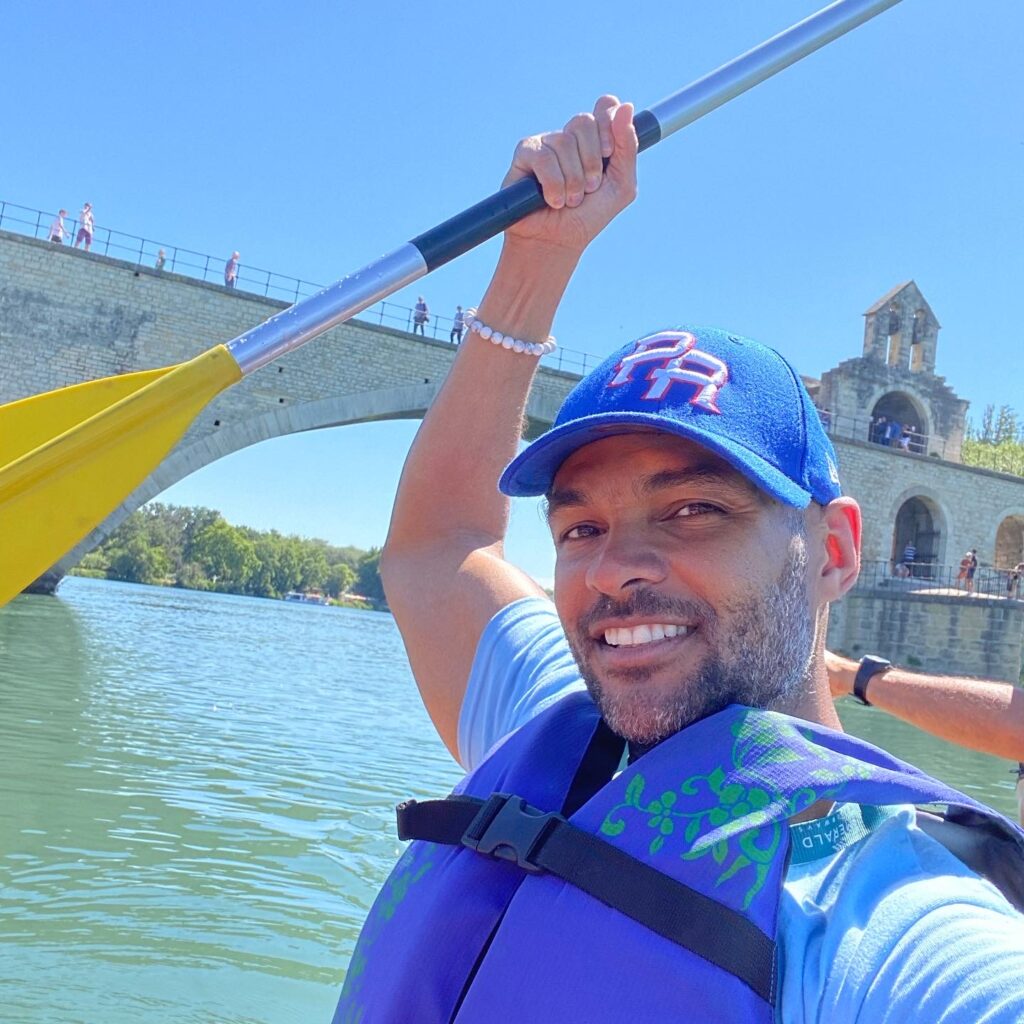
[0,577,1019,1023]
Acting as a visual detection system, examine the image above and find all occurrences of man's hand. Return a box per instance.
[501,96,638,257]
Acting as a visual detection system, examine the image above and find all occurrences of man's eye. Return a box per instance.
[672,502,722,519]
[562,524,601,541]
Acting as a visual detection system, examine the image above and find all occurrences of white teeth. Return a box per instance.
[602,624,690,647]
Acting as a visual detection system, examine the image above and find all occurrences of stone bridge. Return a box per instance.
[0,229,580,587]
[5,229,1024,680]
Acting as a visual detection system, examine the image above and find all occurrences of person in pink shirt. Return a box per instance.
[74,203,94,250]
[49,209,70,244]
[224,251,240,288]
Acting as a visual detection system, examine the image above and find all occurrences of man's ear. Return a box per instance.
[817,497,861,602]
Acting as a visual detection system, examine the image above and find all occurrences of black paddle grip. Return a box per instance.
[411,108,661,272]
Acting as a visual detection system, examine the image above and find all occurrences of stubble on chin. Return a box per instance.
[566,536,813,745]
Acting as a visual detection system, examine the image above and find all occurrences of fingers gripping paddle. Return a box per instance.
[0,0,902,606]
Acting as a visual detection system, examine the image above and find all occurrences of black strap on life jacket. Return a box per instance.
[396,791,777,1004]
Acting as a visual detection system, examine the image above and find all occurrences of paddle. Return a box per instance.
[0,0,902,606]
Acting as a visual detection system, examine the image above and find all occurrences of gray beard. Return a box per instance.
[566,536,814,745]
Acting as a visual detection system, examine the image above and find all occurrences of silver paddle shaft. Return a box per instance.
[227,0,902,376]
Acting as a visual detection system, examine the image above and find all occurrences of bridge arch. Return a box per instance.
[53,383,564,576]
[55,384,436,574]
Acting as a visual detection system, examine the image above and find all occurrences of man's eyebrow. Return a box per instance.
[544,464,757,520]
[640,465,751,495]
[544,487,588,518]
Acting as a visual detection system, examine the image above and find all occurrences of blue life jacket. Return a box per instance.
[334,694,1024,1023]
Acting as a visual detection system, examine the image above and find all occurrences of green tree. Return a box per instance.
[71,501,375,602]
[356,548,386,606]
[299,545,330,592]
[106,537,170,584]
[963,404,1024,478]
[325,562,356,598]
[191,519,257,590]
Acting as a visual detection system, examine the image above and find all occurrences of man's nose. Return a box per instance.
[584,527,669,596]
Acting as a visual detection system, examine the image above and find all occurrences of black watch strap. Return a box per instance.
[853,656,892,706]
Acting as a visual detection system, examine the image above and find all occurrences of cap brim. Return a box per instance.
[499,411,813,508]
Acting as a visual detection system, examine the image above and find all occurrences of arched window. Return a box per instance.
[869,392,927,454]
[892,497,941,577]
[995,516,1024,569]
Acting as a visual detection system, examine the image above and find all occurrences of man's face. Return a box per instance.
[548,432,817,745]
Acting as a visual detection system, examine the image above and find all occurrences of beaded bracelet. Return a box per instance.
[464,308,557,357]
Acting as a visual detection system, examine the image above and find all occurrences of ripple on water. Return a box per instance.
[0,578,462,1023]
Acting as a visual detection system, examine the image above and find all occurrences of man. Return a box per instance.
[1009,562,1024,600]
[48,208,69,244]
[413,295,429,335]
[902,539,916,569]
[450,304,465,344]
[224,250,240,288]
[335,97,1024,1023]
[871,414,886,445]
[74,201,93,250]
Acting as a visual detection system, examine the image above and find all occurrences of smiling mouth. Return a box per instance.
[601,624,696,648]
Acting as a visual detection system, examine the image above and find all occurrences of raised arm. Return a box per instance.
[381,97,638,757]
[827,651,1024,762]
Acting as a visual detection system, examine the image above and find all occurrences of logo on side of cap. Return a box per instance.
[607,331,729,412]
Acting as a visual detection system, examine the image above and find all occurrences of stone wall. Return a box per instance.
[0,228,578,574]
[833,436,1024,570]
[827,589,1024,684]
[820,357,967,462]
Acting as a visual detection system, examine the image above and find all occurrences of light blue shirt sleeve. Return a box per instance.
[457,597,586,771]
[779,807,1024,1023]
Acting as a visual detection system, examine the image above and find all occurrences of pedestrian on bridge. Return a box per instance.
[224,251,239,289]
[74,202,94,251]
[48,209,69,244]
[451,305,465,344]
[413,296,429,336]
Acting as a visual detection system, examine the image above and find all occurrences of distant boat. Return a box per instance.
[283,591,329,606]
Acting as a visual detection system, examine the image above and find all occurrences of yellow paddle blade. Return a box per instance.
[0,366,177,468]
[0,345,242,607]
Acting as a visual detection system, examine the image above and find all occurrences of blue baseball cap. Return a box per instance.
[499,326,841,507]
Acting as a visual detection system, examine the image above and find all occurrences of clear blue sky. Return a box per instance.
[3,2,1022,584]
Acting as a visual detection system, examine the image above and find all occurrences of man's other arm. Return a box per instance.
[827,651,1024,761]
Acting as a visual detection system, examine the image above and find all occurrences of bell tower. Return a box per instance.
[862,281,939,374]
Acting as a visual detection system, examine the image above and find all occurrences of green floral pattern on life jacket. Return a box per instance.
[599,710,873,910]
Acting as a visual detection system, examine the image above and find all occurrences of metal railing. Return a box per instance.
[0,199,599,377]
[855,559,1023,601]
[0,200,324,303]
[813,407,951,461]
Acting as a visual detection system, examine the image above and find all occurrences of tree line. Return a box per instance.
[962,404,1024,478]
[73,503,386,606]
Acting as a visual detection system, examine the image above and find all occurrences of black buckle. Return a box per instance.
[461,793,564,874]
